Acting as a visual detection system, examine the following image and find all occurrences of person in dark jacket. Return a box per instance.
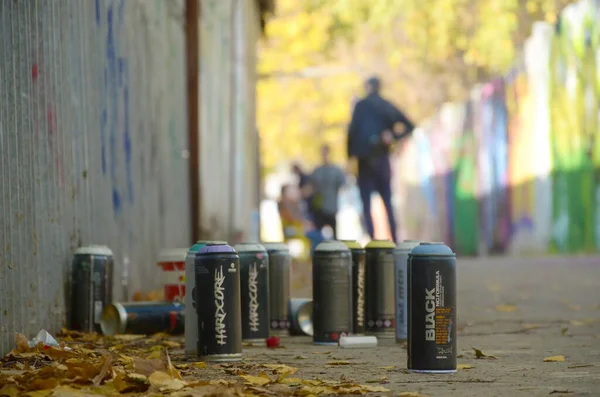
[347,76,415,242]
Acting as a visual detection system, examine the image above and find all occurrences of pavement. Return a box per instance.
[185,255,600,397]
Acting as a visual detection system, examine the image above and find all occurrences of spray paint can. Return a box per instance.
[262,242,291,336]
[195,243,242,362]
[100,301,184,336]
[185,240,227,355]
[70,245,114,333]
[313,240,353,345]
[408,242,457,373]
[341,240,366,334]
[394,240,420,342]
[234,243,270,343]
[157,249,187,301]
[365,240,396,338]
[288,298,313,336]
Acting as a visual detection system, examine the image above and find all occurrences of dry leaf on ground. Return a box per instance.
[567,364,593,369]
[295,356,308,360]
[544,355,565,362]
[495,304,517,313]
[472,347,497,359]
[457,364,474,370]
[311,351,331,355]
[262,364,298,375]
[398,392,428,397]
[239,374,271,386]
[148,371,186,391]
[549,390,574,395]
[569,319,598,327]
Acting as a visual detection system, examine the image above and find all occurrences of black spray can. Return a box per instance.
[234,243,270,343]
[394,240,420,342]
[408,242,457,373]
[341,240,366,334]
[313,240,353,345]
[262,242,291,336]
[100,301,184,336]
[195,243,242,362]
[70,245,114,333]
[365,240,396,337]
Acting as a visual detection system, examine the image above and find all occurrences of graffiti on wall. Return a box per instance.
[394,0,600,255]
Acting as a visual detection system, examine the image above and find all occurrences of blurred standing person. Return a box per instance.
[347,76,415,243]
[310,145,346,239]
[291,162,314,219]
[278,184,305,240]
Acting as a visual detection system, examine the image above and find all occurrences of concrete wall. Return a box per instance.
[0,0,263,356]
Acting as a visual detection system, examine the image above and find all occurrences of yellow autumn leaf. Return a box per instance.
[570,319,598,327]
[312,351,332,355]
[279,377,303,385]
[193,362,207,369]
[21,391,53,397]
[457,364,474,369]
[114,334,144,341]
[146,350,162,360]
[544,355,565,362]
[262,363,298,374]
[148,371,186,391]
[0,386,20,397]
[361,384,390,392]
[377,366,396,370]
[495,304,517,313]
[398,392,428,397]
[240,375,272,386]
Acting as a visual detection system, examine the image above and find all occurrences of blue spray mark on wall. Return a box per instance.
[120,57,133,204]
[95,0,101,26]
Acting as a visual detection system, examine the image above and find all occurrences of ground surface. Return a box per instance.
[237,255,600,397]
[1,255,599,397]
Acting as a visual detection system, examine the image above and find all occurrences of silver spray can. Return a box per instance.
[365,240,396,338]
[394,240,420,342]
[70,245,114,333]
[262,242,291,336]
[312,240,353,345]
[288,298,313,336]
[185,240,226,355]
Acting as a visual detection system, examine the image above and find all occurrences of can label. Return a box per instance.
[408,257,456,371]
[365,249,395,334]
[313,252,353,344]
[122,303,184,334]
[184,253,197,354]
[196,254,242,357]
[240,252,269,340]
[351,250,366,334]
[394,250,409,340]
[268,252,291,334]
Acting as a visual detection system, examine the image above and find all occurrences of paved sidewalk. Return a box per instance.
[228,255,600,396]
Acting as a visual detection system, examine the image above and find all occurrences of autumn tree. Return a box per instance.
[257,0,576,174]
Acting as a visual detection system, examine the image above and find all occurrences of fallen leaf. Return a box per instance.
[561,327,569,336]
[377,366,396,370]
[295,356,308,360]
[240,375,271,386]
[26,379,58,392]
[15,333,30,353]
[298,385,331,395]
[472,347,497,359]
[21,391,53,397]
[0,386,20,397]
[549,390,573,395]
[162,340,180,348]
[133,357,165,376]
[360,384,390,392]
[544,355,565,362]
[325,361,351,366]
[193,362,207,369]
[49,386,89,396]
[522,323,541,330]
[457,364,474,370]
[495,304,517,313]
[311,351,331,355]
[570,319,598,327]
[114,334,145,341]
[146,350,163,360]
[262,364,298,375]
[279,377,303,385]
[457,354,464,358]
[150,332,171,340]
[366,377,388,383]
[113,373,149,393]
[398,393,428,397]
[148,371,186,391]
[92,356,113,386]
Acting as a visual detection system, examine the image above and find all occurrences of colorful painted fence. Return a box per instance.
[393,0,600,256]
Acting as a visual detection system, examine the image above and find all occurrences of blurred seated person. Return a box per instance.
[278,184,305,240]
[278,184,324,254]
